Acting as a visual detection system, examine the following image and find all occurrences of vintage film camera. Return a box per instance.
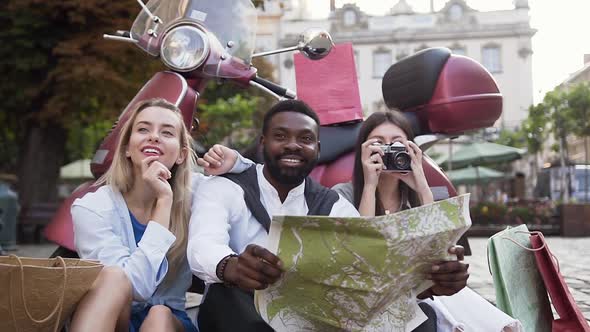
[378,142,412,172]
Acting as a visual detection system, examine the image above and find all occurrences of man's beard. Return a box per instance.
[263,148,318,186]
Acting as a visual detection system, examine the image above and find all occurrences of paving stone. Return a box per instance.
[9,239,590,322]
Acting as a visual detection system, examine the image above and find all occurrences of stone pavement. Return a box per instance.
[465,237,590,323]
[8,237,590,324]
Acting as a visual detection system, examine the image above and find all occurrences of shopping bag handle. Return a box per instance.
[499,231,560,272]
[487,230,559,275]
[500,231,546,251]
[9,255,67,330]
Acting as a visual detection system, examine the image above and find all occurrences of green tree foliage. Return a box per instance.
[544,88,577,200]
[544,89,576,158]
[521,83,590,201]
[0,0,163,206]
[0,0,161,128]
[495,128,525,149]
[566,82,590,200]
[199,95,259,150]
[567,83,590,145]
[515,103,549,190]
[197,57,277,150]
[521,103,549,157]
[66,119,113,162]
[0,0,271,206]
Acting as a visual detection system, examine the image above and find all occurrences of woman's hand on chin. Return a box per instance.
[141,155,173,200]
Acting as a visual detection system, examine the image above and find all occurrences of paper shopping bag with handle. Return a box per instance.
[487,225,552,332]
[0,255,103,332]
[530,233,590,332]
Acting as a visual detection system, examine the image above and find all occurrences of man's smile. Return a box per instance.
[278,155,304,167]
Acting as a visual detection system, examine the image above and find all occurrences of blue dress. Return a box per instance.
[128,211,198,332]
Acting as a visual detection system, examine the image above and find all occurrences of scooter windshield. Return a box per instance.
[131,0,257,76]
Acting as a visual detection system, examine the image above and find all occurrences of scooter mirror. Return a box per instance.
[251,29,334,60]
[298,28,334,60]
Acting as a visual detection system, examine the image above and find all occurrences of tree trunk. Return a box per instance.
[532,153,538,198]
[565,135,571,202]
[586,136,589,202]
[559,135,570,202]
[0,118,18,173]
[17,121,67,209]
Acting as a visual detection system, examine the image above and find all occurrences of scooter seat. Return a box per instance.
[382,47,502,136]
[382,48,451,112]
[318,121,363,165]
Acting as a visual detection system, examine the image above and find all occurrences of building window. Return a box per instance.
[450,47,466,56]
[343,10,357,26]
[482,45,502,73]
[449,4,463,21]
[373,49,392,78]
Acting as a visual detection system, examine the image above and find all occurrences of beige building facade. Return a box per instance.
[256,0,536,130]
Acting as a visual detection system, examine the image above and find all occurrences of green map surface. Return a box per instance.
[255,194,471,331]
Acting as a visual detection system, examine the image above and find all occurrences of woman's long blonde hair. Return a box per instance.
[97,98,196,283]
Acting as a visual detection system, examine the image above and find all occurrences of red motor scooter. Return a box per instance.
[44,0,336,258]
[46,1,501,261]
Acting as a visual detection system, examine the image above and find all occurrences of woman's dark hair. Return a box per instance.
[352,109,420,215]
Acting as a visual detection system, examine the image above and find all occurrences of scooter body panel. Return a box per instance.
[44,182,98,251]
[310,152,355,189]
[413,55,502,134]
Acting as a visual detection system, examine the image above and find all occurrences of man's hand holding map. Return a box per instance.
[255,194,472,331]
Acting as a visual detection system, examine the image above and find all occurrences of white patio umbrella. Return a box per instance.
[60,159,92,180]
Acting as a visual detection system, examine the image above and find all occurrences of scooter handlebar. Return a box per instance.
[251,76,296,99]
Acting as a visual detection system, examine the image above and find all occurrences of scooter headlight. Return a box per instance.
[160,25,209,72]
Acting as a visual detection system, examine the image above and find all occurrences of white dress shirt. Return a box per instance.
[187,164,360,284]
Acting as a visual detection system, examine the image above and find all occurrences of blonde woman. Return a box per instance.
[70,98,250,332]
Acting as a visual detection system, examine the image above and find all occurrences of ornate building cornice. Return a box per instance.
[279,24,537,47]
[330,4,369,32]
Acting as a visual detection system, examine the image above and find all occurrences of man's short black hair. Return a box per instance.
[262,100,320,135]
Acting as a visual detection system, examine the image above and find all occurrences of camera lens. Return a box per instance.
[393,152,411,170]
